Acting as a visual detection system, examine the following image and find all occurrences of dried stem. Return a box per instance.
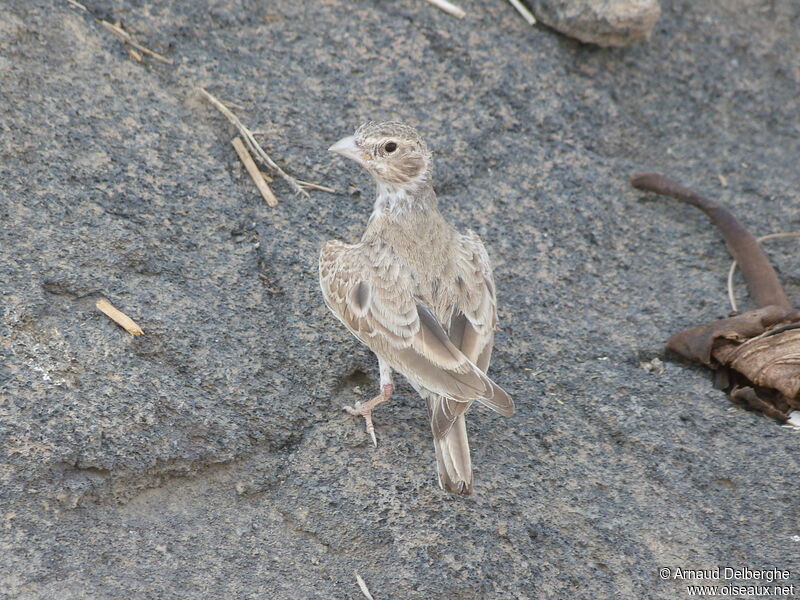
[631,172,791,311]
[507,0,537,25]
[261,172,335,194]
[424,0,466,18]
[296,179,336,194]
[198,87,308,197]
[96,299,144,336]
[727,232,800,313]
[231,137,278,207]
[100,20,173,64]
[355,573,375,600]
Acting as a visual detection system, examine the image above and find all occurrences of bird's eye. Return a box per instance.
[384,141,397,153]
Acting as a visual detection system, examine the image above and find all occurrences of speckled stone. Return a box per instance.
[529,0,661,47]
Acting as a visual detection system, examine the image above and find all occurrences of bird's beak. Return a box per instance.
[328,135,369,167]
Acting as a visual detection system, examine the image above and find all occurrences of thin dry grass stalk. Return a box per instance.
[231,136,278,207]
[65,0,88,10]
[354,572,375,600]
[507,0,537,25]
[197,87,308,197]
[266,172,336,194]
[99,20,173,64]
[424,0,466,18]
[296,179,336,194]
[96,299,144,336]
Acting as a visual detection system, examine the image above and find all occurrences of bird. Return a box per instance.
[319,121,514,495]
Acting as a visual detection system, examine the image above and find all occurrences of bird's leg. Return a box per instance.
[343,358,394,446]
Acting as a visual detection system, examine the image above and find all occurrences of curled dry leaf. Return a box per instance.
[631,172,800,422]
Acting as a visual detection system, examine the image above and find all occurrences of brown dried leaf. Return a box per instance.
[714,324,800,401]
[667,307,800,421]
[666,305,792,367]
[632,172,800,421]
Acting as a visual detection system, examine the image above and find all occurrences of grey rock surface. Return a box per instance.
[1,0,799,598]
[529,0,661,47]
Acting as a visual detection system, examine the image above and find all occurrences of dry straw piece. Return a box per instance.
[65,0,87,10]
[507,0,537,25]
[231,136,278,207]
[296,179,336,194]
[99,20,173,64]
[96,299,144,336]
[258,172,335,194]
[197,87,308,197]
[354,572,375,600]
[424,0,466,18]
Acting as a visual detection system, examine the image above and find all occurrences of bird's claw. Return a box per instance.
[343,401,378,446]
[343,385,393,447]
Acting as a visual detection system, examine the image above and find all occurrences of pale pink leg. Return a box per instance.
[343,358,394,446]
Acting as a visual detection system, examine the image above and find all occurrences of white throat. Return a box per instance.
[372,182,413,218]
[370,175,435,222]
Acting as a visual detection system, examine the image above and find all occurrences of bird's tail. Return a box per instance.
[428,397,472,495]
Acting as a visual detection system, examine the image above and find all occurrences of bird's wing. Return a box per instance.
[448,230,499,371]
[319,239,500,404]
[429,231,514,438]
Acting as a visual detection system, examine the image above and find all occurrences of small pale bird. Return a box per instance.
[319,121,514,495]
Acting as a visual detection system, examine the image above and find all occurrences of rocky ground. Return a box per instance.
[1,0,799,598]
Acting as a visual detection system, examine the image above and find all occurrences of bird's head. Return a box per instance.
[328,121,432,189]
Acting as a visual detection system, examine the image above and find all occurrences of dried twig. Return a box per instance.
[65,0,87,10]
[424,0,465,18]
[268,172,335,193]
[727,232,800,313]
[231,136,278,207]
[355,572,375,600]
[96,299,144,336]
[260,171,337,194]
[197,87,308,197]
[507,0,537,25]
[99,20,173,64]
[222,99,246,111]
[297,179,336,194]
[632,172,791,311]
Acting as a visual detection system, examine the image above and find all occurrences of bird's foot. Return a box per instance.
[343,383,393,447]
